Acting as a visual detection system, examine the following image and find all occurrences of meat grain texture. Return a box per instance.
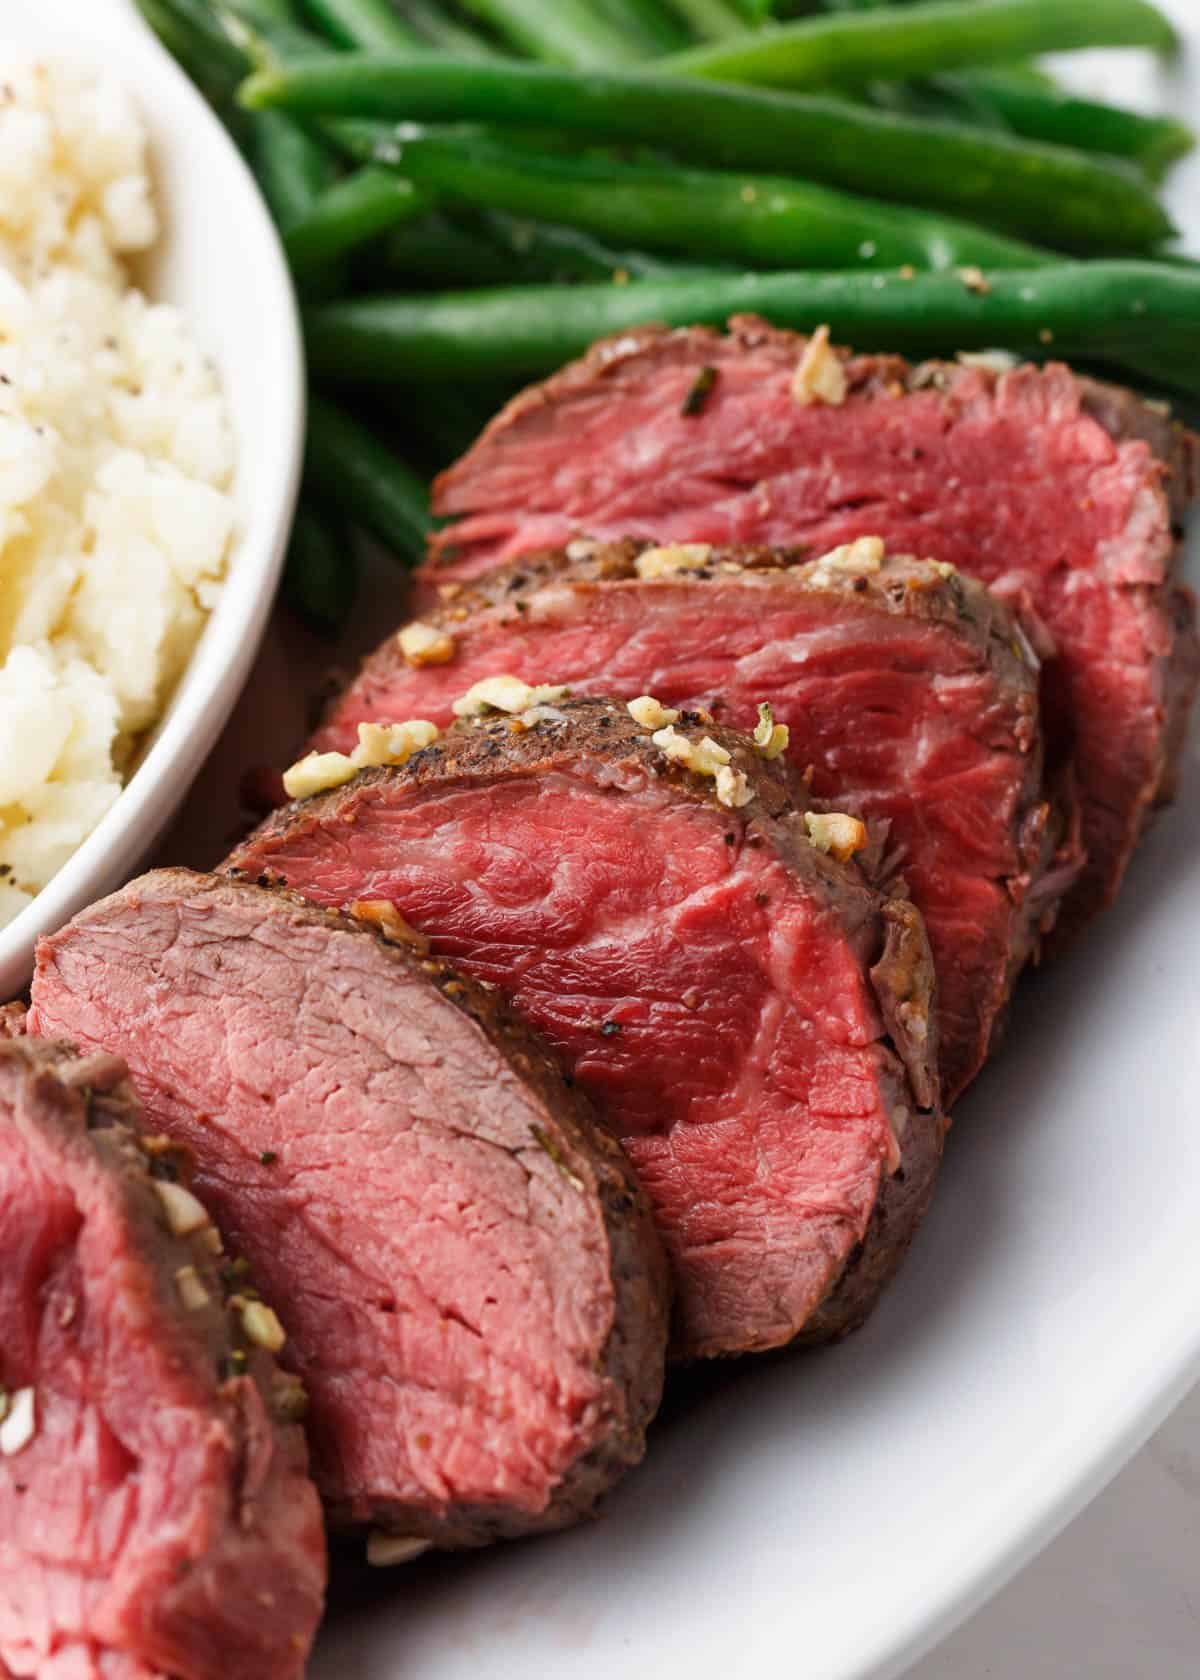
[0,1038,325,1680]
[317,541,1080,1104]
[427,321,1200,937]
[228,700,943,1359]
[29,870,669,1546]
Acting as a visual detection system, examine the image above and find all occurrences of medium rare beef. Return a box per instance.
[428,319,1200,936]
[224,699,943,1359]
[314,539,1081,1104]
[29,870,668,1546]
[0,1038,325,1680]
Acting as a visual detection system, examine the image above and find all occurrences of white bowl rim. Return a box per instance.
[0,3,304,997]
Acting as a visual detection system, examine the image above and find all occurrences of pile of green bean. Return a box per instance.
[138,0,1196,631]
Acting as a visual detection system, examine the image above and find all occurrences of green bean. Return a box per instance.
[382,131,1044,272]
[303,263,1200,396]
[298,0,421,50]
[976,61,1057,92]
[368,211,521,285]
[659,0,750,40]
[370,209,718,286]
[305,395,430,564]
[239,0,297,20]
[811,0,1190,173]
[374,381,511,469]
[283,500,359,634]
[401,0,502,55]
[474,213,716,280]
[252,110,338,230]
[220,0,338,62]
[664,0,1178,87]
[241,55,1176,252]
[451,0,647,66]
[284,166,431,275]
[137,0,250,105]
[138,0,232,98]
[935,70,1193,180]
[592,0,692,54]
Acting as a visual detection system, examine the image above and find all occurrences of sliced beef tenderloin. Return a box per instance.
[0,1038,325,1680]
[428,320,1200,937]
[29,870,668,1547]
[314,539,1081,1105]
[223,699,943,1359]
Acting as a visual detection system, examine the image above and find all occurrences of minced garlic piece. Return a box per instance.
[397,620,455,667]
[805,811,868,863]
[518,704,569,727]
[652,726,731,776]
[282,751,359,802]
[154,1180,210,1238]
[0,1387,35,1456]
[714,765,753,809]
[753,702,789,760]
[452,675,568,717]
[928,559,957,578]
[957,349,1018,374]
[806,536,885,588]
[367,1532,432,1568]
[175,1265,211,1312]
[241,1300,287,1353]
[633,543,713,580]
[791,324,847,407]
[628,695,680,730]
[283,720,440,800]
[353,720,440,768]
[350,899,430,954]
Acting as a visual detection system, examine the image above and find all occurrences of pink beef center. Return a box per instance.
[0,1135,206,1676]
[436,363,1164,602]
[319,584,1029,1100]
[31,916,617,1526]
[259,774,893,1344]
[432,358,1172,910]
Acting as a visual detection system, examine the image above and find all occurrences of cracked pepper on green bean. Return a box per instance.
[348,129,1047,273]
[302,264,1200,393]
[240,55,1176,252]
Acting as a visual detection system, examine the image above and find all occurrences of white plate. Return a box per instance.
[0,0,303,998]
[304,7,1200,1679]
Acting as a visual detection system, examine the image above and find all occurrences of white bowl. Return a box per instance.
[0,0,303,998]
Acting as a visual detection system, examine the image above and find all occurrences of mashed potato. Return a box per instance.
[0,55,235,929]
